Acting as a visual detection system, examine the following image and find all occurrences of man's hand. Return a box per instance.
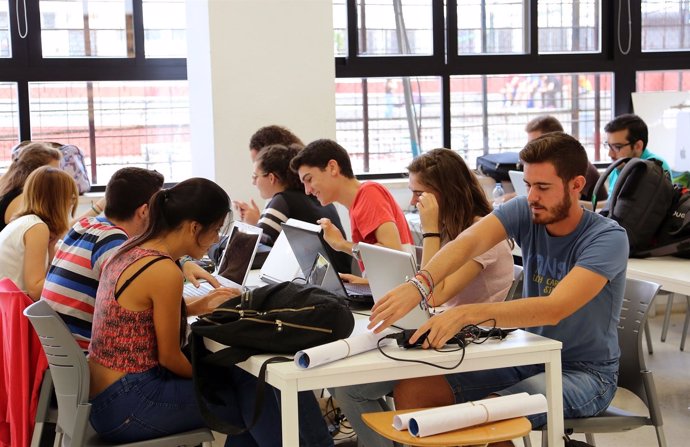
[409,307,466,349]
[339,273,369,285]
[368,282,423,332]
[183,261,221,288]
[318,218,349,253]
[233,199,260,225]
[186,287,240,316]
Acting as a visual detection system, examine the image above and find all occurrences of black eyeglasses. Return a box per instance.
[603,141,633,152]
[251,172,269,181]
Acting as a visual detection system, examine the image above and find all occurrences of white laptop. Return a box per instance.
[508,170,528,197]
[357,242,430,330]
[259,230,301,284]
[281,219,373,304]
[183,221,263,298]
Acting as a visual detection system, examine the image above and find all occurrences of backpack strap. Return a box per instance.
[190,332,292,435]
[114,256,168,300]
[591,157,629,210]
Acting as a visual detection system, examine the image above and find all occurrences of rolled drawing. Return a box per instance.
[295,328,394,368]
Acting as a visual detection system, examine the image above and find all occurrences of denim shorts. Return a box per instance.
[445,361,618,428]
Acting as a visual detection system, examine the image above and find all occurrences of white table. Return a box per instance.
[206,329,564,447]
[627,256,690,349]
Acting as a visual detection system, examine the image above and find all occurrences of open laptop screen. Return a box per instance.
[216,221,263,286]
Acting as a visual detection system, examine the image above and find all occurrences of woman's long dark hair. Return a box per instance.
[407,149,491,244]
[114,177,230,260]
[256,144,303,190]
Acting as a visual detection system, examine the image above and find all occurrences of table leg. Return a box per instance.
[544,351,564,447]
[280,381,300,446]
[681,295,690,351]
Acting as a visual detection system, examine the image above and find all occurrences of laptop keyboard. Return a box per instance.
[183,276,241,298]
[344,282,372,296]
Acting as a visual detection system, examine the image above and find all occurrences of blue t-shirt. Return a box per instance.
[608,148,671,191]
[494,198,628,366]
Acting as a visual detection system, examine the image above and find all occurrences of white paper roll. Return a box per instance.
[294,327,394,369]
[392,393,528,431]
[409,393,547,437]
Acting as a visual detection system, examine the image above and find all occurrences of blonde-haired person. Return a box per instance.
[0,142,62,231]
[328,148,514,447]
[0,166,78,299]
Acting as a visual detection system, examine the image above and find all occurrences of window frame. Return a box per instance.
[335,0,690,177]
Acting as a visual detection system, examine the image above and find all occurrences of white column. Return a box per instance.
[185,0,336,203]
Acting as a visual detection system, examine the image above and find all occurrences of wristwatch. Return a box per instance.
[351,242,361,260]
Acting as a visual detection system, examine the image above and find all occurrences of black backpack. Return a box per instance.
[634,185,690,259]
[592,157,674,256]
[476,152,522,182]
[189,281,355,434]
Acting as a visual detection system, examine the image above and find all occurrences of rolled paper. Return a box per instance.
[295,321,394,369]
[392,393,529,431]
[409,393,547,437]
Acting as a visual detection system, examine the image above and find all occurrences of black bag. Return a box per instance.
[593,157,674,256]
[476,152,522,182]
[189,281,355,434]
[634,185,690,258]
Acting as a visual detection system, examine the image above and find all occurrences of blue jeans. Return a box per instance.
[329,382,397,447]
[90,366,281,446]
[445,361,618,428]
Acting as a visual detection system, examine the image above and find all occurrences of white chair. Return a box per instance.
[24,300,214,447]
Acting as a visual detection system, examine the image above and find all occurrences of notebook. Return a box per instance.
[508,170,528,197]
[281,219,373,304]
[357,242,431,330]
[259,230,301,285]
[183,221,263,298]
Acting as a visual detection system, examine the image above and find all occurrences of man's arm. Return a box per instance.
[368,214,508,331]
[411,265,608,348]
[373,221,403,251]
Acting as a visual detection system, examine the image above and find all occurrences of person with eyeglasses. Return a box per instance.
[604,113,671,191]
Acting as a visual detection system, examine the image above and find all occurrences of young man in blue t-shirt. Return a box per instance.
[369,132,629,444]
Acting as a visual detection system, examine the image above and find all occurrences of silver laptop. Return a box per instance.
[183,221,263,298]
[508,170,527,197]
[259,230,301,284]
[282,219,373,304]
[357,242,430,330]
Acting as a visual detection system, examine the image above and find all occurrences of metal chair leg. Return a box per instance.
[645,319,654,354]
[681,295,690,351]
[660,293,675,342]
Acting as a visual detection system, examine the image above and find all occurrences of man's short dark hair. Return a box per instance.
[249,125,304,152]
[520,132,588,183]
[604,113,648,150]
[525,115,564,134]
[289,139,355,179]
[105,168,164,221]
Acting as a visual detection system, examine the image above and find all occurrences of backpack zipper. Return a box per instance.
[241,317,333,334]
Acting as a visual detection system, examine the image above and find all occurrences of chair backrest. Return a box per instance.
[24,300,92,447]
[505,264,524,301]
[617,278,661,405]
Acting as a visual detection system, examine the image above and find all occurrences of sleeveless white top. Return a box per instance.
[0,214,47,291]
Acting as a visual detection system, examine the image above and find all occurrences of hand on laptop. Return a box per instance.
[183,262,221,288]
[233,199,260,225]
[339,273,369,285]
[185,287,241,316]
[368,282,425,333]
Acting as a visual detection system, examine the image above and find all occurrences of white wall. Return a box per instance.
[185,0,336,205]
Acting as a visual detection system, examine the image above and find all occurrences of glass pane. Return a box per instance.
[29,81,190,184]
[538,0,600,53]
[335,77,442,174]
[458,0,527,55]
[334,0,347,56]
[450,72,613,167]
[39,0,131,57]
[357,0,433,55]
[642,0,690,51]
[0,0,10,57]
[0,83,19,169]
[637,70,690,92]
[143,0,186,57]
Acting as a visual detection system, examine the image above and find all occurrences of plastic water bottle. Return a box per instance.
[492,182,505,209]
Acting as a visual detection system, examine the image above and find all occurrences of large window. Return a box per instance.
[0,0,187,183]
[335,0,690,175]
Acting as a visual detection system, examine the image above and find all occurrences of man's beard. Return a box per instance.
[530,187,571,225]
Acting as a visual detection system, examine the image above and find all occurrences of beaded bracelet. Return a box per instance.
[417,269,436,292]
